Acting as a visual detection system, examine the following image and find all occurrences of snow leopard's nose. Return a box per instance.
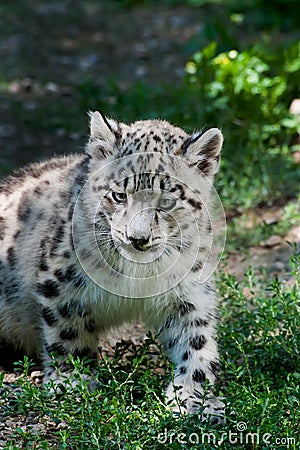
[129,236,150,251]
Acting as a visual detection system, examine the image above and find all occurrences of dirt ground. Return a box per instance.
[0,1,299,443]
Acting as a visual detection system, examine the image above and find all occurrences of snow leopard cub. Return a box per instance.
[0,111,225,422]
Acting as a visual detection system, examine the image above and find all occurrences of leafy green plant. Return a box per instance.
[185,41,300,210]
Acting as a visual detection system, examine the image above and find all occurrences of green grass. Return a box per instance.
[1,250,299,449]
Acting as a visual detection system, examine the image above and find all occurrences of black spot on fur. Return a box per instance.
[3,276,20,301]
[192,368,206,383]
[39,237,49,271]
[168,337,179,349]
[69,233,75,251]
[192,318,209,327]
[182,351,190,361]
[60,328,78,341]
[179,366,187,375]
[194,391,203,400]
[50,220,66,257]
[54,265,76,283]
[57,303,72,318]
[67,203,75,222]
[179,302,196,315]
[192,401,202,409]
[0,216,6,240]
[34,186,43,196]
[54,269,64,282]
[72,274,86,289]
[13,229,21,240]
[204,283,216,295]
[164,316,175,328]
[156,164,164,173]
[203,135,221,158]
[170,184,186,200]
[191,260,203,272]
[181,135,198,154]
[85,319,96,334]
[210,417,221,427]
[46,369,54,378]
[58,300,87,319]
[63,250,71,258]
[39,257,49,271]
[73,347,94,359]
[188,198,202,210]
[209,361,220,376]
[37,279,60,298]
[42,307,57,326]
[190,335,206,350]
[17,196,32,222]
[205,284,212,294]
[7,247,16,268]
[123,177,129,190]
[46,342,66,355]
[197,158,211,174]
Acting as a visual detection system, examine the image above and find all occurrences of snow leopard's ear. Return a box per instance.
[184,128,223,179]
[87,111,120,159]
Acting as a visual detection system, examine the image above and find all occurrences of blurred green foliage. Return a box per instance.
[185,41,300,209]
[115,0,300,29]
[78,39,300,211]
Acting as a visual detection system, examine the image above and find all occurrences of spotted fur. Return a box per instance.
[0,111,224,422]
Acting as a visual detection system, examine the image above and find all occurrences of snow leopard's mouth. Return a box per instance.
[112,237,166,265]
[129,237,151,252]
[111,228,166,258]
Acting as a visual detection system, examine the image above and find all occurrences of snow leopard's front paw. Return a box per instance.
[166,382,226,425]
[202,395,226,426]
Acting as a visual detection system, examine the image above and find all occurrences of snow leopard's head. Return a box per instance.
[73,111,224,296]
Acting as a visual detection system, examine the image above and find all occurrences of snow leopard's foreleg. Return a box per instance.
[157,291,225,424]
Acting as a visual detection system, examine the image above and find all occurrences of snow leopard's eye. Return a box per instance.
[158,196,176,211]
[112,191,127,203]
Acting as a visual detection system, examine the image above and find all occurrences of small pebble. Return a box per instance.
[260,235,282,248]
